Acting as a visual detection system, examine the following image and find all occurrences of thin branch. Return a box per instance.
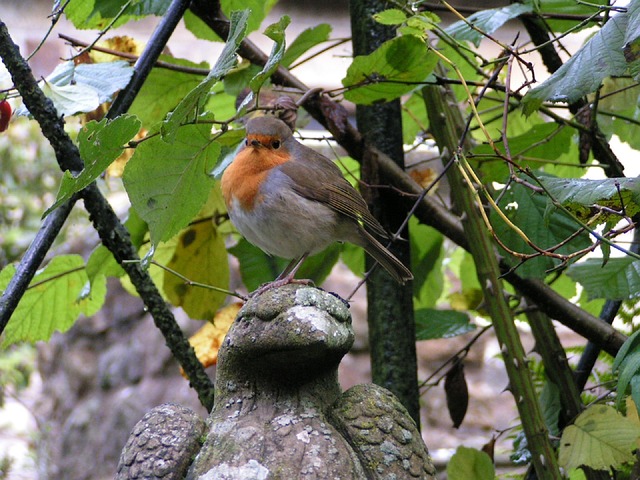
[58,33,211,76]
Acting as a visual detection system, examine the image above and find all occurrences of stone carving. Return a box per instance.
[117,285,436,479]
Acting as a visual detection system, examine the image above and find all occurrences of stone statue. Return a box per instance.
[117,285,436,479]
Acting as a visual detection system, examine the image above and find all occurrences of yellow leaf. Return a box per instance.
[559,404,640,473]
[182,302,242,375]
[164,220,230,319]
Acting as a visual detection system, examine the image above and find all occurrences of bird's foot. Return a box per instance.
[250,277,315,298]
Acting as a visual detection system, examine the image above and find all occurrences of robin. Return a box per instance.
[221,116,413,292]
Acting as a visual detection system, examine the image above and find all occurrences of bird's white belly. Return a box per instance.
[228,191,340,260]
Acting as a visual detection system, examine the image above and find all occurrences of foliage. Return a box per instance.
[2,0,640,476]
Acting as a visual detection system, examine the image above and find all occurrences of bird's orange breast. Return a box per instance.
[221,145,291,211]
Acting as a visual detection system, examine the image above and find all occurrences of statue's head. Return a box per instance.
[218,285,354,384]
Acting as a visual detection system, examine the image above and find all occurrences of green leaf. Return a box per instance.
[65,0,171,29]
[595,79,640,151]
[411,220,444,309]
[614,330,640,372]
[613,330,640,412]
[401,92,429,144]
[123,125,221,245]
[220,0,278,35]
[373,9,407,26]
[615,351,640,409]
[559,405,640,472]
[183,9,223,42]
[540,380,562,436]
[120,235,178,299]
[281,24,332,68]
[540,176,640,221]
[45,115,141,215]
[567,257,640,301]
[445,3,533,47]
[229,239,340,292]
[130,56,209,128]
[86,244,124,282]
[471,123,573,183]
[1,255,106,346]
[535,0,610,32]
[491,180,592,278]
[415,309,475,340]
[161,9,249,142]
[447,446,495,480]
[523,12,629,114]
[343,35,437,105]
[249,16,291,93]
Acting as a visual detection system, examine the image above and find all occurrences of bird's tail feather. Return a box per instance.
[358,228,413,284]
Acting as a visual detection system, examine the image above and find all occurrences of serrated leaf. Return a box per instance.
[17,61,134,116]
[40,82,100,117]
[162,9,249,142]
[130,56,208,128]
[281,24,332,68]
[45,115,141,215]
[491,180,592,278]
[123,125,221,245]
[447,446,495,480]
[164,220,229,320]
[1,255,106,346]
[415,309,475,340]
[249,15,290,93]
[523,12,629,114]
[540,176,640,221]
[445,3,533,47]
[559,405,640,472]
[567,257,640,300]
[48,61,134,104]
[65,0,171,30]
[373,9,407,26]
[343,35,437,105]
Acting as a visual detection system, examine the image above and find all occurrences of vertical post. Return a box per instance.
[349,0,419,424]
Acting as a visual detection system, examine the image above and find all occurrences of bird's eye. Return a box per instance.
[271,140,281,149]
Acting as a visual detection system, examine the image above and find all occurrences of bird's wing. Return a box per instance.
[278,154,389,239]
[328,384,437,480]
